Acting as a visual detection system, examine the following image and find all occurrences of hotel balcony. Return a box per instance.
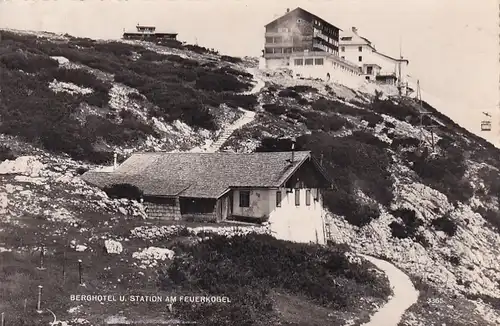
[313,31,338,47]
[265,31,294,38]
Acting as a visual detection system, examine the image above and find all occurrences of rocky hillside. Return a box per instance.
[0,29,500,326]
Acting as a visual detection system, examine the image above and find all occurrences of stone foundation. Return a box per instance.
[144,197,181,220]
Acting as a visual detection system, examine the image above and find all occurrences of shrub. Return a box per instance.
[219,93,258,110]
[389,209,423,239]
[391,137,420,149]
[183,44,219,55]
[278,88,302,100]
[287,85,318,93]
[0,52,59,73]
[91,41,140,57]
[474,207,500,233]
[323,190,380,227]
[137,50,167,61]
[477,166,500,198]
[103,183,143,200]
[164,54,199,67]
[216,66,252,78]
[347,131,389,149]
[220,55,242,64]
[411,146,473,203]
[195,72,250,92]
[295,132,394,206]
[0,145,15,161]
[75,166,89,175]
[155,39,184,49]
[430,214,458,236]
[384,120,396,128]
[311,98,383,127]
[369,99,419,125]
[255,137,295,152]
[262,103,287,115]
[361,113,384,127]
[302,112,353,132]
[84,114,156,145]
[127,92,145,101]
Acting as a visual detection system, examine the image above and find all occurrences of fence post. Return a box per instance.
[23,299,27,314]
[37,245,46,270]
[1,312,4,326]
[62,251,66,283]
[78,259,83,286]
[36,285,43,313]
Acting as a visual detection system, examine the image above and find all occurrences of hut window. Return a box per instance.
[306,189,311,206]
[239,191,250,207]
[276,190,282,207]
[295,189,300,206]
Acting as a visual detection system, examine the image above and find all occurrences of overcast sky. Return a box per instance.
[1,0,498,145]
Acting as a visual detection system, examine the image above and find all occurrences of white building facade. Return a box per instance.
[232,187,327,245]
[340,27,409,87]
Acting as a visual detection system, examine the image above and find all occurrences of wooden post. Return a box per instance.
[23,299,27,314]
[78,259,83,285]
[62,251,66,283]
[36,285,43,313]
[37,245,46,270]
[1,312,4,326]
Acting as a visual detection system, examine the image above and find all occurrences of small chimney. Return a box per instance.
[352,26,358,34]
[113,152,118,171]
[286,8,290,13]
[291,139,295,163]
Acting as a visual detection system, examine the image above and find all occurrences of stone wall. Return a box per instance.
[144,197,181,220]
[182,212,217,223]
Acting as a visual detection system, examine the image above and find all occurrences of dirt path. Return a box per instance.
[190,67,263,153]
[359,255,419,326]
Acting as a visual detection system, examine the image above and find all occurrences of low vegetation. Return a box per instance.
[0,144,15,161]
[0,31,255,162]
[410,146,473,203]
[162,234,391,325]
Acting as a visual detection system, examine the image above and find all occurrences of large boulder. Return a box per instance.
[104,240,123,254]
[0,156,45,177]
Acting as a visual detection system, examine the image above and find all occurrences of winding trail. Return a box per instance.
[191,67,264,153]
[359,255,419,326]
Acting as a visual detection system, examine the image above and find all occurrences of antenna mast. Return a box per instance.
[416,80,437,155]
[397,36,403,97]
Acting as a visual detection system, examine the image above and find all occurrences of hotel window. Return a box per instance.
[341,46,345,52]
[358,56,362,62]
[306,190,311,206]
[294,58,303,65]
[295,189,300,206]
[305,58,314,65]
[341,56,345,60]
[276,190,282,207]
[358,46,363,52]
[314,58,324,65]
[239,191,250,207]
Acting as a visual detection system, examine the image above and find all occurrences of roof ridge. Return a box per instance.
[129,150,311,155]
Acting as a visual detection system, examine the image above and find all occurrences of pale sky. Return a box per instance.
[0,0,498,145]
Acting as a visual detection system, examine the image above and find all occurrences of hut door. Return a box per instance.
[228,193,233,216]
